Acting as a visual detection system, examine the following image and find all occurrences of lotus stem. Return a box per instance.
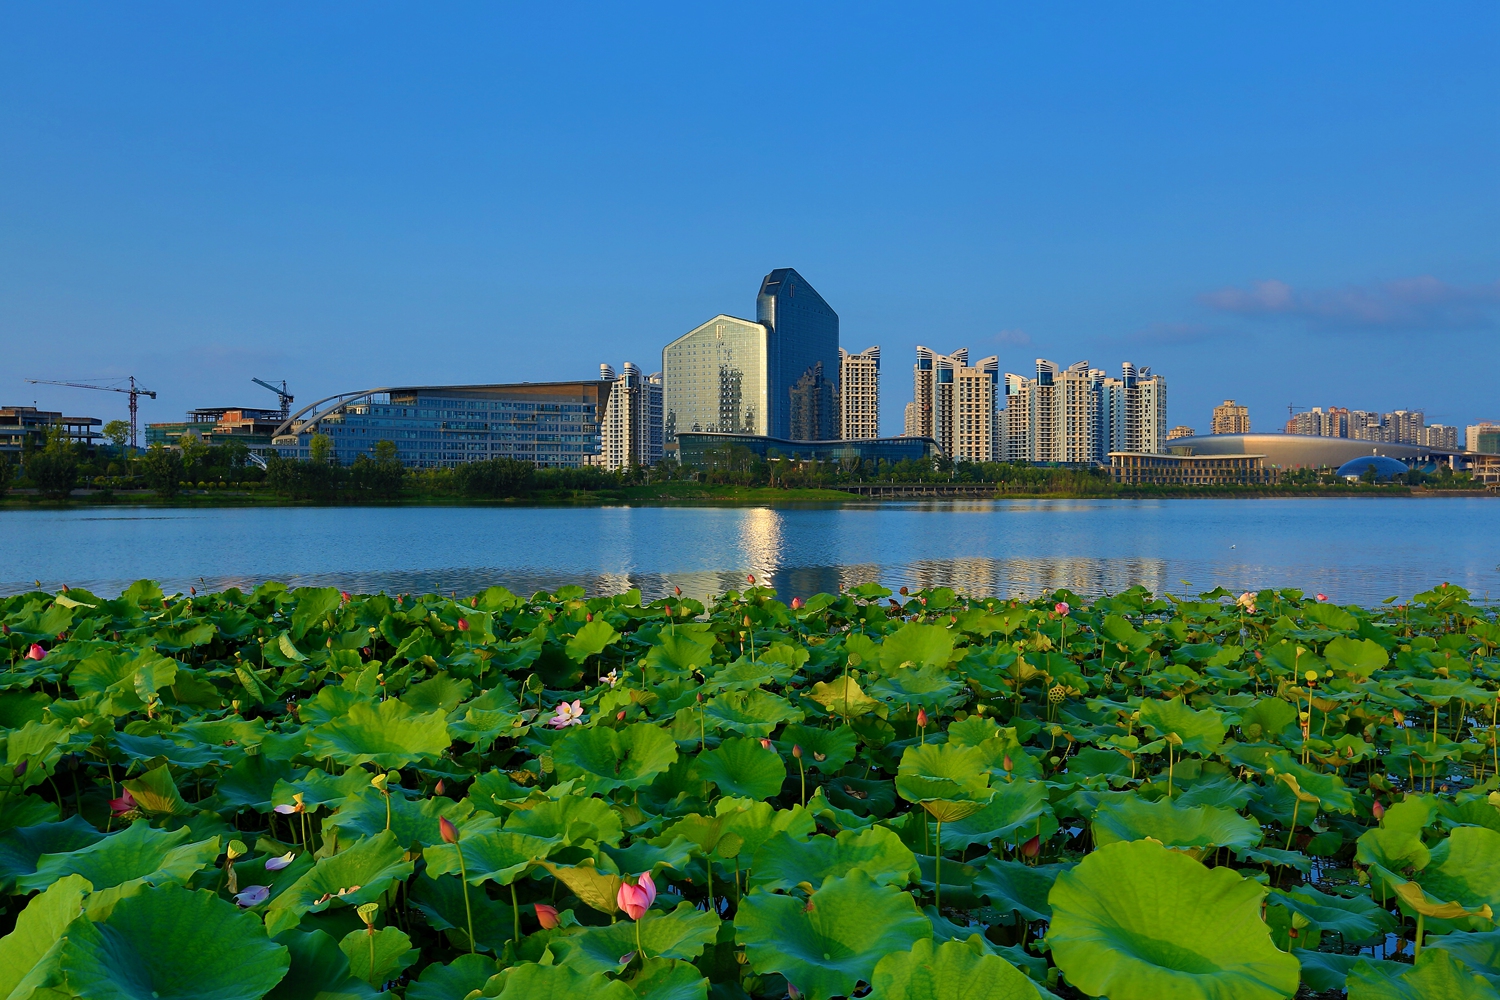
[636,914,646,960]
[1286,799,1300,852]
[368,931,377,987]
[457,851,475,955]
[934,819,943,913]
[1415,911,1425,960]
[511,881,520,947]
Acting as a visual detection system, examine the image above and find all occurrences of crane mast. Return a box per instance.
[23,376,157,450]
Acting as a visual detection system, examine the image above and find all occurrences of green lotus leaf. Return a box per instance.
[60,883,291,1000]
[1346,949,1500,1000]
[896,743,993,820]
[869,936,1041,999]
[622,957,709,1000]
[113,731,229,769]
[406,954,498,1000]
[503,792,624,847]
[807,676,882,717]
[424,824,555,886]
[477,962,634,1000]
[1046,839,1299,1000]
[1415,826,1500,927]
[265,929,386,1000]
[264,830,415,937]
[290,586,343,639]
[558,903,719,974]
[409,874,520,954]
[735,870,932,1000]
[121,763,192,816]
[0,816,103,892]
[19,821,218,898]
[1298,951,1406,994]
[749,826,917,891]
[940,780,1053,850]
[0,873,91,1000]
[1092,795,1264,855]
[773,724,858,773]
[1266,754,1355,813]
[701,690,804,737]
[868,665,962,711]
[537,858,622,915]
[1427,929,1500,985]
[974,860,1071,922]
[339,925,418,987]
[400,672,473,714]
[708,658,794,693]
[1324,636,1389,678]
[215,756,306,813]
[275,767,381,813]
[326,785,477,851]
[693,737,787,800]
[306,699,451,769]
[1273,884,1391,942]
[1237,699,1298,740]
[1138,697,1226,756]
[643,631,716,676]
[880,623,955,671]
[565,619,620,662]
[553,722,679,793]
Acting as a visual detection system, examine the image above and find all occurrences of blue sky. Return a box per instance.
[3,4,1497,437]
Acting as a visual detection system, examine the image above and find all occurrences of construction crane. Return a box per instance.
[252,378,293,421]
[24,376,157,451]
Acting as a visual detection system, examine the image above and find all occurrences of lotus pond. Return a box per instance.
[3,579,1500,1000]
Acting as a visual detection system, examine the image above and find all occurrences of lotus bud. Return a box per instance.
[1020,835,1040,859]
[1392,710,1405,725]
[1003,755,1013,773]
[791,597,803,610]
[616,871,657,920]
[13,759,27,778]
[434,779,446,796]
[917,707,928,727]
[1372,799,1385,822]
[696,693,703,703]
[793,744,802,759]
[439,816,459,845]
[743,615,751,627]
[1316,593,1327,601]
[340,591,351,604]
[26,643,45,660]
[900,586,909,595]
[760,738,773,750]
[747,574,755,585]
[108,789,137,816]
[1055,601,1070,616]
[535,903,560,929]
[586,613,593,622]
[457,618,470,631]
[674,586,682,596]
[664,605,673,618]
[617,710,626,721]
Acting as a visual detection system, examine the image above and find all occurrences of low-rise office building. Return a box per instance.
[1109,451,1271,486]
[0,406,101,457]
[147,407,283,455]
[676,431,940,469]
[273,382,609,468]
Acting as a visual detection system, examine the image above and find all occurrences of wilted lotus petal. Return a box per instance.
[265,852,296,871]
[234,885,270,907]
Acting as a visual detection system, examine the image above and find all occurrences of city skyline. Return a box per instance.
[3,7,1497,437]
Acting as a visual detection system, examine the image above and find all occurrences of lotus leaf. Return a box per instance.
[1324,636,1389,678]
[19,821,219,897]
[0,874,91,1000]
[735,870,932,1000]
[424,825,555,886]
[1046,839,1299,1000]
[553,721,679,792]
[896,743,993,822]
[477,963,633,1000]
[939,780,1053,850]
[406,954,498,1000]
[1346,948,1500,999]
[881,622,956,671]
[622,958,709,1000]
[775,723,858,773]
[409,874,519,954]
[1138,697,1226,756]
[749,826,917,891]
[340,924,418,986]
[265,929,387,1000]
[503,792,624,847]
[974,860,1070,922]
[306,699,451,768]
[868,936,1041,999]
[700,690,803,737]
[1092,795,1264,854]
[693,736,787,800]
[565,619,620,662]
[0,816,102,892]
[558,902,719,973]
[60,883,291,1000]
[265,830,415,936]
[807,676,881,717]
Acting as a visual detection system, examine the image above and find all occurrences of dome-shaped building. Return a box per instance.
[1336,455,1409,481]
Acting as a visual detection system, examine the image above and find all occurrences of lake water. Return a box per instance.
[2,499,1497,606]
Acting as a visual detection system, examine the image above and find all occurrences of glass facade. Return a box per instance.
[662,315,769,443]
[676,431,939,467]
[274,382,605,468]
[757,268,840,441]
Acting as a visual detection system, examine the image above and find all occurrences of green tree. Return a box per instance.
[178,431,209,472]
[102,420,131,453]
[349,454,403,498]
[141,444,184,498]
[0,452,11,496]
[453,457,535,498]
[266,455,337,500]
[309,433,334,465]
[25,428,79,499]
[374,439,398,463]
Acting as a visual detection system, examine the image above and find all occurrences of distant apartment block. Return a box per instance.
[1467,423,1500,454]
[1211,399,1250,435]
[838,347,880,440]
[1168,425,1195,440]
[593,363,663,470]
[1423,424,1457,451]
[903,402,918,437]
[1286,406,1428,445]
[1001,360,1165,464]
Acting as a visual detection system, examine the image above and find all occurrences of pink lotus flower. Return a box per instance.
[1236,592,1256,613]
[265,851,296,871]
[108,789,137,817]
[1055,602,1070,616]
[549,700,585,729]
[234,885,270,907]
[26,644,45,661]
[535,903,560,929]
[617,871,656,920]
[1316,594,1327,602]
[457,618,470,632]
[340,591,351,603]
[790,597,803,610]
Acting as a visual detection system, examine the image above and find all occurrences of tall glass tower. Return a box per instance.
[757,268,840,440]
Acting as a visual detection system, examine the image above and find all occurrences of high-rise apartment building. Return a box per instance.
[994,360,1164,464]
[1211,400,1250,435]
[903,402,919,437]
[758,269,840,441]
[1289,406,1426,445]
[1423,424,1457,451]
[940,357,999,462]
[911,347,969,441]
[664,269,840,447]
[838,347,880,440]
[1468,423,1500,454]
[593,363,663,470]
[1168,425,1195,440]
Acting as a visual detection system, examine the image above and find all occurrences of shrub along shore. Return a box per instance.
[2,580,1499,999]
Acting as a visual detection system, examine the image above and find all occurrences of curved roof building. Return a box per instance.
[1164,433,1461,470]
[1337,455,1409,480]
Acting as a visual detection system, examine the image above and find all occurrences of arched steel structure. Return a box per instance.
[271,388,394,440]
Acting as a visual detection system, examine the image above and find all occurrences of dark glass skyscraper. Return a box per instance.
[757,268,840,440]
